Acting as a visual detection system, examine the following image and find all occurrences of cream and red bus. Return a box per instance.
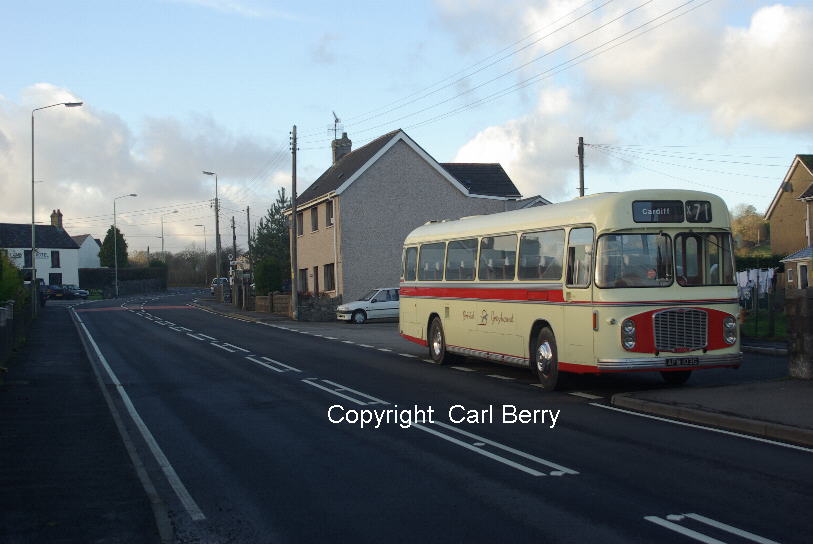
[399,189,741,391]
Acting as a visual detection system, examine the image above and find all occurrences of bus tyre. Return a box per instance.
[533,327,562,391]
[352,310,367,324]
[661,370,691,385]
[429,317,452,365]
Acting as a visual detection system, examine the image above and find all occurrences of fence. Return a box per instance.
[1,300,32,366]
[737,269,785,340]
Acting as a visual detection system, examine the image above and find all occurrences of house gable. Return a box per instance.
[765,155,813,256]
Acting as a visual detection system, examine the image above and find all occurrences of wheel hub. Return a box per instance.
[536,341,553,375]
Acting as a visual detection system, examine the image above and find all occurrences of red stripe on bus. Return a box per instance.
[400,333,428,347]
[400,286,564,302]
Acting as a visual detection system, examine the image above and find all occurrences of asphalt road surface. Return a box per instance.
[72,291,810,543]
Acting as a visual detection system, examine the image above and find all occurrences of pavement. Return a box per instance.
[0,301,164,543]
[194,295,813,448]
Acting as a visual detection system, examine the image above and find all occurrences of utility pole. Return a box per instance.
[290,125,299,320]
[202,171,221,279]
[231,215,237,261]
[246,206,252,273]
[578,136,585,198]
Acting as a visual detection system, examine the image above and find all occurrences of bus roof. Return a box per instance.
[403,189,730,245]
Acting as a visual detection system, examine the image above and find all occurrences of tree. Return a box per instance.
[254,256,284,295]
[731,204,766,248]
[252,187,290,270]
[99,225,129,268]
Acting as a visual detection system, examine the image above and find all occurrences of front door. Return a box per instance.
[562,227,594,366]
[800,264,809,289]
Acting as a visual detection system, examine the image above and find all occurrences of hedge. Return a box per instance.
[79,267,168,289]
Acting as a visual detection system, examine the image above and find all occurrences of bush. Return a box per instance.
[735,254,785,272]
[0,252,25,304]
[79,267,168,289]
[254,257,284,296]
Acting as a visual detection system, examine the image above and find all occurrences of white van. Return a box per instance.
[336,288,400,324]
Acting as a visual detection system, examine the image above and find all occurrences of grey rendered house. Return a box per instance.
[289,129,547,301]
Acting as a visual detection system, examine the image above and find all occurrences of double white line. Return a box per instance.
[645,513,778,543]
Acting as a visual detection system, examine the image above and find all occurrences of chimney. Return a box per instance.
[50,209,63,229]
[331,132,352,164]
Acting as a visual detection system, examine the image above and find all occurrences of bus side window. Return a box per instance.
[403,247,418,281]
[478,235,517,281]
[445,239,477,281]
[519,229,564,281]
[566,227,594,287]
[418,242,446,281]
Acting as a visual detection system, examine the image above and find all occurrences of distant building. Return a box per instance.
[765,155,813,289]
[0,210,80,286]
[288,129,547,301]
[71,233,102,268]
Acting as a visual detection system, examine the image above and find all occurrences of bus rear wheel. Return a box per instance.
[429,317,452,365]
[661,370,691,385]
[533,327,562,391]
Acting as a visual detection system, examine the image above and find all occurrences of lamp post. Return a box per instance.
[113,193,137,297]
[31,101,83,316]
[160,210,178,261]
[202,171,221,279]
[194,224,207,287]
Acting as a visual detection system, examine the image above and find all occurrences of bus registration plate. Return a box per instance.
[665,357,699,367]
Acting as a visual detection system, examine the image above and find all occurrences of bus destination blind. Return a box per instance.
[632,200,684,223]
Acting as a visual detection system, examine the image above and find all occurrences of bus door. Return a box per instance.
[562,227,595,366]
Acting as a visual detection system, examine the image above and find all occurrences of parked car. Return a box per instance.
[62,285,89,299]
[336,288,400,324]
[210,277,229,295]
[46,285,64,299]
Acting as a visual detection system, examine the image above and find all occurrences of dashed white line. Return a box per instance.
[211,343,237,353]
[261,356,301,373]
[450,366,477,372]
[487,374,515,381]
[358,344,374,348]
[399,353,417,358]
[569,392,603,400]
[222,343,249,352]
[377,348,392,352]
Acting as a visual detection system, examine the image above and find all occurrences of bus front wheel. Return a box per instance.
[533,327,561,391]
[429,317,452,365]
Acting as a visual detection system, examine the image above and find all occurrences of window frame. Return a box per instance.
[402,246,418,282]
[674,232,736,287]
[477,233,518,282]
[417,242,446,282]
[296,213,304,237]
[445,238,478,282]
[311,207,319,232]
[594,232,674,289]
[326,200,334,227]
[565,226,594,289]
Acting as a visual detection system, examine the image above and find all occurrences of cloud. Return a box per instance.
[1,83,284,251]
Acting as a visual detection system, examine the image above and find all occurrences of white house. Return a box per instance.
[0,210,80,286]
[71,233,101,268]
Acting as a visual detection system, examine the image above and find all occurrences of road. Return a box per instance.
[72,290,810,543]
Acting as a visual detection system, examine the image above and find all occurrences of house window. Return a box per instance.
[49,272,62,286]
[787,269,794,283]
[24,250,32,268]
[296,213,304,236]
[801,265,809,289]
[51,250,60,268]
[324,263,335,291]
[311,207,318,232]
[298,268,308,293]
[313,265,320,294]
[326,200,334,227]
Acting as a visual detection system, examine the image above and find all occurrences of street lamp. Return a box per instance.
[194,224,207,287]
[160,210,178,260]
[31,101,83,316]
[113,193,137,297]
[202,171,221,279]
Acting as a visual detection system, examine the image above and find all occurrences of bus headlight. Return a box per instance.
[621,319,636,350]
[723,315,737,345]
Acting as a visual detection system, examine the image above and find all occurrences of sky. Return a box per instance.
[1,0,811,253]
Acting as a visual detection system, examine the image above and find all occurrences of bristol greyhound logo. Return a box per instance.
[479,309,488,326]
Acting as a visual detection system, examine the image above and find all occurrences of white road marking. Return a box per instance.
[72,311,206,521]
[591,403,813,453]
[487,374,514,380]
[261,356,301,373]
[186,333,208,341]
[422,359,435,364]
[685,513,779,543]
[399,353,417,358]
[377,348,392,352]
[645,516,726,544]
[358,344,374,348]
[211,343,236,353]
[432,421,579,476]
[197,333,216,340]
[246,356,285,373]
[324,336,337,340]
[222,343,249,352]
[450,366,476,372]
[569,392,603,400]
[342,340,355,344]
[301,378,389,406]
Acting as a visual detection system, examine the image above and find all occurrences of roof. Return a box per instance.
[798,182,813,201]
[515,195,552,209]
[0,223,80,249]
[780,246,813,262]
[297,130,400,205]
[71,233,100,247]
[294,129,524,208]
[439,163,521,198]
[765,154,813,219]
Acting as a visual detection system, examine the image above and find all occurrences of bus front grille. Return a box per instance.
[653,309,707,352]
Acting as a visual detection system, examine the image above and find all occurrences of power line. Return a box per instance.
[586,144,786,167]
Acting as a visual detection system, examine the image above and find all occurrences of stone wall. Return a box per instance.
[296,294,341,322]
[786,288,813,379]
